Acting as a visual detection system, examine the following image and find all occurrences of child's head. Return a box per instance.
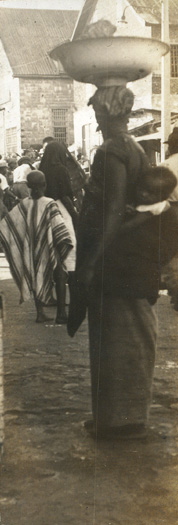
[8,158,17,171]
[136,166,177,205]
[27,170,46,199]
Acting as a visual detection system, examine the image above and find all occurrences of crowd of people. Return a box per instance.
[1,120,178,441]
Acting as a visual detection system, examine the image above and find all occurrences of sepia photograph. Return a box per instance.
[0,0,178,523]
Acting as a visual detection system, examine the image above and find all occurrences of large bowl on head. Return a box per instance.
[49,36,169,86]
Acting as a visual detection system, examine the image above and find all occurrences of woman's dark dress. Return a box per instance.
[69,134,158,429]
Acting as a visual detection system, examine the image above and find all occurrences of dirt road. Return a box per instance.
[0,279,178,525]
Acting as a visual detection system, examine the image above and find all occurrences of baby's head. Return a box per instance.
[136,166,177,205]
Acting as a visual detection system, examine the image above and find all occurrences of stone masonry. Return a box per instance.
[19,77,74,148]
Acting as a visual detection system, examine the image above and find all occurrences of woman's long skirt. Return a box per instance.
[88,294,157,428]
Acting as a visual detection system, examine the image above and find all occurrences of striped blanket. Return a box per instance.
[0,197,73,304]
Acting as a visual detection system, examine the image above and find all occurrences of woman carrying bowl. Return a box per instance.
[68,85,157,439]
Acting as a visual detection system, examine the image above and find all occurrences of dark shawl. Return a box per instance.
[39,142,73,201]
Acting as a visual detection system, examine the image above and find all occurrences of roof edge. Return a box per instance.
[13,73,72,79]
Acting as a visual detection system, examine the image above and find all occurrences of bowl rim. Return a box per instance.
[49,35,169,61]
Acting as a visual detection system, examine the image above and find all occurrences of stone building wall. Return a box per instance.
[0,40,21,155]
[152,24,178,110]
[19,76,75,148]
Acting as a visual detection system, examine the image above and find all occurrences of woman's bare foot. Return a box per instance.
[55,314,68,325]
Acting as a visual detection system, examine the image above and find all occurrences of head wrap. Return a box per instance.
[88,85,134,117]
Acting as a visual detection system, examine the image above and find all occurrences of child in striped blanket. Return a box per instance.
[0,171,73,323]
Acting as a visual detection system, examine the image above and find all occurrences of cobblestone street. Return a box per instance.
[1,272,178,525]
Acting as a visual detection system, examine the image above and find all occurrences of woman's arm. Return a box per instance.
[120,210,152,234]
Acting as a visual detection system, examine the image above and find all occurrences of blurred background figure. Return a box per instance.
[40,141,78,228]
[42,136,55,152]
[12,156,34,199]
[0,160,8,191]
[0,187,8,252]
[40,141,77,323]
[0,188,8,221]
[0,158,20,211]
[77,150,90,181]
[160,127,178,201]
[7,158,18,187]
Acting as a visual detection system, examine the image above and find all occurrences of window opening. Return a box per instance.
[52,108,68,143]
[171,45,178,78]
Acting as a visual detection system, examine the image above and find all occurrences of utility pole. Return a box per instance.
[161,0,171,161]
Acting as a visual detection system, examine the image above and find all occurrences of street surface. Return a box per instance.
[0,259,178,525]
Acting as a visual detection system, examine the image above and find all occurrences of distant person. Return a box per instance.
[77,151,90,180]
[12,156,33,199]
[42,140,87,212]
[23,148,36,161]
[0,171,73,323]
[40,141,77,228]
[160,127,178,201]
[0,159,20,211]
[0,160,8,191]
[158,128,178,307]
[7,158,18,186]
[31,137,55,169]
[0,187,8,252]
[55,199,76,323]
[0,188,8,221]
[32,150,43,170]
[42,136,55,152]
[40,141,78,323]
